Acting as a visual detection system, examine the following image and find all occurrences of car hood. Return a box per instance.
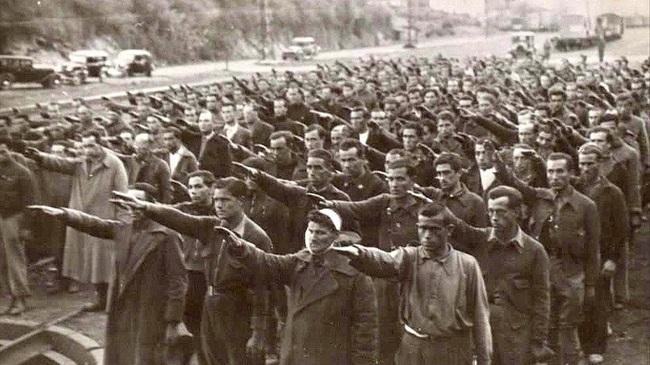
[33,63,56,70]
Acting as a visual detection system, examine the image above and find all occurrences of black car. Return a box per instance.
[0,55,61,89]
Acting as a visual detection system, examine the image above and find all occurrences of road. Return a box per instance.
[2,27,648,110]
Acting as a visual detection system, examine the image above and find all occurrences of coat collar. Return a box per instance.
[294,249,357,276]
[116,220,169,297]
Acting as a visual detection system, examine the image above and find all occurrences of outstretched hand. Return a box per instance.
[331,245,361,258]
[306,193,334,209]
[27,205,65,217]
[109,191,148,211]
[232,162,260,179]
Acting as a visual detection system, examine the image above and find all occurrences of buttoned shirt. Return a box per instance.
[352,244,492,363]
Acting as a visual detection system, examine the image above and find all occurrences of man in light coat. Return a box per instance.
[26,130,129,311]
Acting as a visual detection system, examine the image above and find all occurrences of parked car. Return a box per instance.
[0,55,61,89]
[69,50,109,77]
[509,31,536,58]
[111,49,154,77]
[57,61,88,85]
[281,37,320,61]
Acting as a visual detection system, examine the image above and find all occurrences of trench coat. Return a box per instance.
[37,149,128,283]
[235,246,379,365]
[61,209,187,365]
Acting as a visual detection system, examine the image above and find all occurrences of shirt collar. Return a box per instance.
[487,226,525,252]
[388,194,419,212]
[231,215,246,237]
[418,244,455,275]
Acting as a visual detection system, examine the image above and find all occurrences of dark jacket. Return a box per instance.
[256,171,351,253]
[420,184,488,228]
[61,210,187,365]
[181,130,232,178]
[333,194,423,251]
[123,155,172,203]
[498,169,601,288]
[248,119,275,146]
[576,176,628,262]
[449,220,550,345]
[0,158,38,218]
[143,204,271,329]
[167,146,199,185]
[234,246,378,365]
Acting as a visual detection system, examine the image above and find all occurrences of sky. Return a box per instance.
[428,0,650,18]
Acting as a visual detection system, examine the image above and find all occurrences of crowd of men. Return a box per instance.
[1,52,649,365]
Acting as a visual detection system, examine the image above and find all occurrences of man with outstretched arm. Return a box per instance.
[334,202,492,365]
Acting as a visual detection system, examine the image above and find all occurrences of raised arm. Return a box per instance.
[331,194,387,223]
[254,170,307,205]
[145,204,217,241]
[345,245,413,280]
[31,151,80,175]
[62,208,119,239]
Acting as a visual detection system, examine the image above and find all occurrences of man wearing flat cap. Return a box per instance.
[222,208,379,365]
[29,185,188,365]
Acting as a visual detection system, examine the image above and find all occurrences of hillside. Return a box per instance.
[0,0,393,64]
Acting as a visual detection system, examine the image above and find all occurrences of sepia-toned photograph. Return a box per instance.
[0,0,649,364]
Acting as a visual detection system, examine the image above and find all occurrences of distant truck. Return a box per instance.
[552,13,624,51]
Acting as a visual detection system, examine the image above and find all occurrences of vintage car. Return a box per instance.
[0,55,61,89]
[281,37,320,61]
[56,61,88,85]
[509,31,536,58]
[69,50,109,77]
[110,49,154,77]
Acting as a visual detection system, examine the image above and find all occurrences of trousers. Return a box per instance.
[490,301,533,364]
[549,259,584,365]
[199,291,263,365]
[579,273,612,355]
[0,213,30,298]
[395,328,473,365]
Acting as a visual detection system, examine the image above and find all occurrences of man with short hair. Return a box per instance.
[162,127,198,185]
[441,186,552,365]
[495,152,600,365]
[27,131,129,311]
[123,132,172,203]
[237,149,351,254]
[0,139,38,314]
[325,158,426,365]
[173,170,216,348]
[179,109,232,178]
[111,178,272,365]
[243,103,275,146]
[30,187,188,365]
[222,103,253,149]
[223,209,379,365]
[575,143,628,364]
[272,98,305,136]
[335,202,492,365]
[350,108,400,153]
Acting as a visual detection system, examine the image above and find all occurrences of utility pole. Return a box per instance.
[405,0,415,48]
[259,0,268,60]
[484,0,488,38]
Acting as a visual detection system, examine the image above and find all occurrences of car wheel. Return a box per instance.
[0,73,12,90]
[127,69,134,77]
[42,75,61,89]
[146,69,152,77]
[71,73,82,86]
